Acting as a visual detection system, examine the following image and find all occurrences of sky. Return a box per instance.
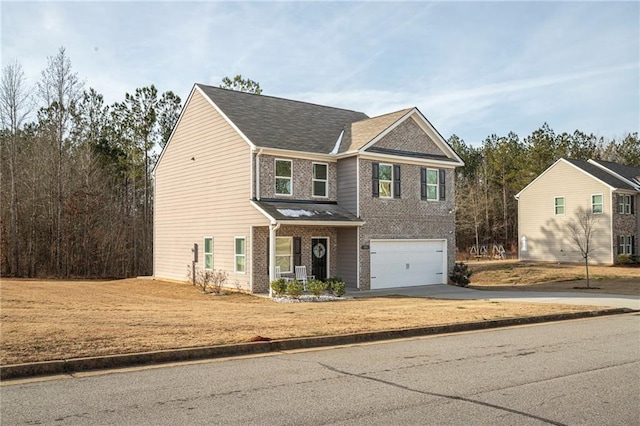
[1,1,638,146]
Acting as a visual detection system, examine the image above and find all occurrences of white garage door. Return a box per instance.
[370,240,446,289]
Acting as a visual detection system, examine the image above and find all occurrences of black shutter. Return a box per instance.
[420,167,427,200]
[439,169,446,201]
[632,236,636,255]
[293,237,302,267]
[631,196,635,214]
[266,237,270,271]
[372,163,379,198]
[393,164,401,199]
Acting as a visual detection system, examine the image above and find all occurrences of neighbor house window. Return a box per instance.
[204,237,213,270]
[276,237,292,273]
[592,195,603,214]
[617,194,634,214]
[618,235,634,255]
[421,168,446,201]
[312,163,328,197]
[234,237,246,273]
[554,197,565,215]
[275,159,292,195]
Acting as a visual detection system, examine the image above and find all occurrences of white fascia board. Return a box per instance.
[330,129,344,155]
[359,108,414,152]
[153,84,197,175]
[588,159,640,191]
[257,147,337,162]
[195,85,256,150]
[250,200,276,224]
[358,152,461,168]
[279,220,365,227]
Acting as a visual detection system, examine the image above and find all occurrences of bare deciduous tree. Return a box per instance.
[0,60,33,276]
[566,207,600,288]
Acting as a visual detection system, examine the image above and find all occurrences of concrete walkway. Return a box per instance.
[349,284,640,310]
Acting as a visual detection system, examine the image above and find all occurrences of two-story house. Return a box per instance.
[516,158,639,264]
[153,84,464,293]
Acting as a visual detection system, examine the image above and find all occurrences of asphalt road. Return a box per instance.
[2,314,639,425]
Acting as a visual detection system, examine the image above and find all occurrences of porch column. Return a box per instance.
[268,222,280,297]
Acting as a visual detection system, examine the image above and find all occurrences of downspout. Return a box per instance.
[268,221,281,297]
[256,149,263,200]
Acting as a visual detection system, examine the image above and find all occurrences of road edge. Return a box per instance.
[1,308,635,380]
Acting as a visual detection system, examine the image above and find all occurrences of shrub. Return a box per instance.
[617,254,632,265]
[327,277,346,297]
[286,280,304,298]
[307,279,327,297]
[270,278,288,297]
[450,262,473,287]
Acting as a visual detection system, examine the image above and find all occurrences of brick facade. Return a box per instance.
[256,154,337,201]
[358,158,456,289]
[612,193,639,262]
[370,117,443,156]
[251,225,338,293]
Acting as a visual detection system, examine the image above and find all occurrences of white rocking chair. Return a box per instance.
[294,265,314,290]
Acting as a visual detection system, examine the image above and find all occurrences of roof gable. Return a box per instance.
[196,84,368,154]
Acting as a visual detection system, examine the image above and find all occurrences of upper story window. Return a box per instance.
[312,163,328,197]
[592,194,603,214]
[617,194,634,215]
[421,168,446,201]
[372,162,401,199]
[275,159,292,196]
[204,237,213,270]
[554,197,565,215]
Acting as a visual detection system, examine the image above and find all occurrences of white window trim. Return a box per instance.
[312,162,329,198]
[276,236,293,273]
[203,236,214,270]
[234,236,246,274]
[379,163,393,199]
[275,158,293,196]
[618,194,632,214]
[591,194,603,214]
[619,235,633,255]
[426,168,439,201]
[554,196,565,216]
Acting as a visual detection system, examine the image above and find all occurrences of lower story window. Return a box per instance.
[618,235,635,255]
[204,237,213,270]
[235,237,246,273]
[276,237,292,273]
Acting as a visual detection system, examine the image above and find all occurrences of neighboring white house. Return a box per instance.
[516,158,639,264]
[153,84,464,293]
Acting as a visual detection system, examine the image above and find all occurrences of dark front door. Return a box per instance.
[311,238,328,281]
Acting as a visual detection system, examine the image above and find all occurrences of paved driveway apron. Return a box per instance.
[351,285,640,310]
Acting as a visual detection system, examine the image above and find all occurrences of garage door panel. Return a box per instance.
[370,240,445,289]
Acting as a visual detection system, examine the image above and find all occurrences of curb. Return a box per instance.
[1,308,634,381]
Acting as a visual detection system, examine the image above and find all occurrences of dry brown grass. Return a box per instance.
[467,260,640,295]
[0,278,601,365]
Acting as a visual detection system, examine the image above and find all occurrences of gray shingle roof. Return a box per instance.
[196,84,369,154]
[591,159,640,186]
[565,159,638,190]
[253,200,363,224]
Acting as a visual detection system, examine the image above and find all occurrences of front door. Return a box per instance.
[311,238,328,281]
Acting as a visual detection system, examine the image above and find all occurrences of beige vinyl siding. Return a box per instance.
[154,90,267,289]
[336,227,358,287]
[337,157,358,215]
[518,161,613,264]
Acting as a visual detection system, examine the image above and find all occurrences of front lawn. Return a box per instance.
[0,278,600,365]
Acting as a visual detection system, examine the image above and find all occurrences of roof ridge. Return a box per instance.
[195,83,368,117]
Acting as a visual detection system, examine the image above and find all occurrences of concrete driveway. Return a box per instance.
[350,284,640,310]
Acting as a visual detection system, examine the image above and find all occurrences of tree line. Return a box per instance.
[1,47,637,277]
[449,126,639,257]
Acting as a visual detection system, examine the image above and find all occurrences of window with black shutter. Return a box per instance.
[420,167,427,200]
